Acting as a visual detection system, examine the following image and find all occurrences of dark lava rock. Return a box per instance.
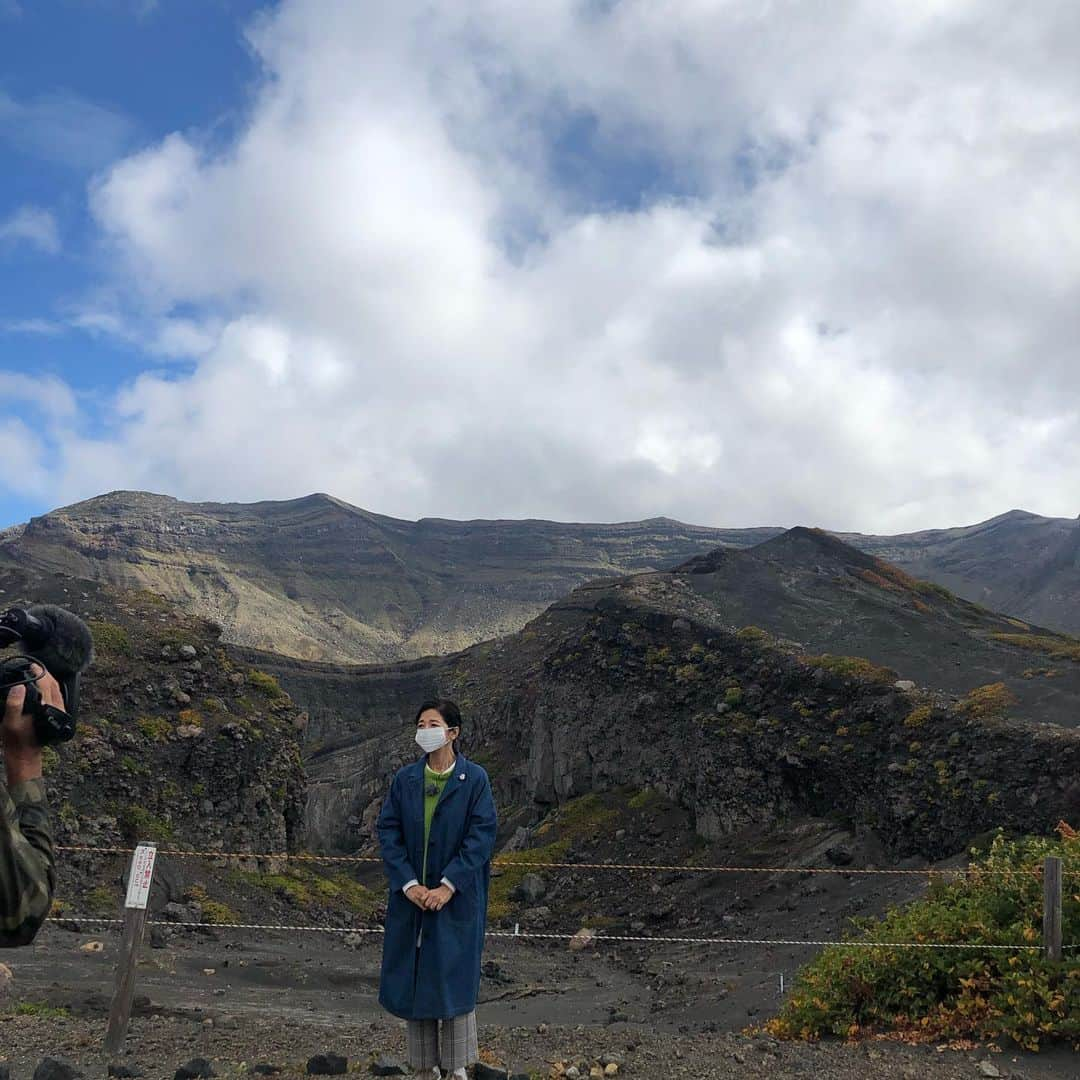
[1,1065,11,1080]
[474,1065,509,1080]
[825,846,854,866]
[174,1060,215,1080]
[306,1055,347,1076]
[107,1067,144,1079]
[33,1062,84,1080]
[369,1057,406,1077]
[252,1068,282,1076]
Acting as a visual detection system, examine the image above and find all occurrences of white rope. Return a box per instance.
[44,916,1046,951]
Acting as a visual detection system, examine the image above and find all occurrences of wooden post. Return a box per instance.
[104,842,157,1059]
[1043,856,1062,963]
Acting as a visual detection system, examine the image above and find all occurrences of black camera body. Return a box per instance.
[0,605,94,747]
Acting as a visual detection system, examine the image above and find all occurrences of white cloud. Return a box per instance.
[0,206,60,255]
[0,92,133,170]
[23,0,1080,532]
[0,318,63,336]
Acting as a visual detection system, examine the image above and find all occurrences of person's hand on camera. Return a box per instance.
[2,662,63,784]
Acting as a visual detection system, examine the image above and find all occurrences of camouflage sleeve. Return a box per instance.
[0,777,55,947]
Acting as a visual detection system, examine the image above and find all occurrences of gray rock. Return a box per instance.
[513,873,547,904]
[0,1065,10,1080]
[251,1068,282,1077]
[474,1065,509,1080]
[178,645,198,660]
[306,1056,347,1077]
[34,1060,84,1080]
[108,1066,144,1078]
[976,1063,1002,1079]
[825,845,853,866]
[894,679,917,691]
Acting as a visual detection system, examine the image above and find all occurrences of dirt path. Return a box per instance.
[3,924,1076,1079]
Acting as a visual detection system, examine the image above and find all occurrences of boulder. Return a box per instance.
[513,873,547,904]
[174,1060,215,1080]
[33,1062,84,1080]
[306,1055,347,1076]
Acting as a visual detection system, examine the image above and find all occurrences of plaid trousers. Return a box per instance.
[405,1009,478,1072]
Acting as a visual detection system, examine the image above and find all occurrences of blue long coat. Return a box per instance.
[376,754,498,1020]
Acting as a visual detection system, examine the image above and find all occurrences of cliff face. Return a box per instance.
[0,490,774,664]
[302,532,1080,858]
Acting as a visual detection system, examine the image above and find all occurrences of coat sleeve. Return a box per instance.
[376,772,419,893]
[0,778,56,948]
[440,772,498,887]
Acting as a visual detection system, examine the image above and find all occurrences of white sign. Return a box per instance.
[124,844,157,910]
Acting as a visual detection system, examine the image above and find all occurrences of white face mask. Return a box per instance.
[415,726,450,753]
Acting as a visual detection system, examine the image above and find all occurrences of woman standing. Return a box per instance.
[377,699,498,1080]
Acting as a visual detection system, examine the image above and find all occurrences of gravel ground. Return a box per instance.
[2,1011,1078,1080]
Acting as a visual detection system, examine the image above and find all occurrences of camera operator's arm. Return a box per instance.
[0,663,60,947]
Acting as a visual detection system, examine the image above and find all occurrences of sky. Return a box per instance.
[1,1,1078,534]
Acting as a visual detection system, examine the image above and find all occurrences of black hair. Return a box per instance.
[414,698,463,751]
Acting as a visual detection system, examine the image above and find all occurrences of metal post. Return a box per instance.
[104,842,157,1058]
[1043,856,1062,962]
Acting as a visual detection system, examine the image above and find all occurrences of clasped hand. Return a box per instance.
[406,883,453,911]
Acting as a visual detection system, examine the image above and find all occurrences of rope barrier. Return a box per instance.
[44,915,1049,951]
[54,844,1074,879]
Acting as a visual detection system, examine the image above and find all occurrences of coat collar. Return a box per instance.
[407,753,471,813]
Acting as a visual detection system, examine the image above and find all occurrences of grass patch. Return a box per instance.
[85,885,118,916]
[249,669,288,700]
[990,633,1080,663]
[230,867,378,918]
[802,654,896,685]
[767,830,1079,1049]
[490,792,621,919]
[185,884,239,925]
[136,714,173,741]
[7,1001,70,1019]
[118,805,174,843]
[88,619,132,657]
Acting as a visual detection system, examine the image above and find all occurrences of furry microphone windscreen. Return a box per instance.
[23,604,95,679]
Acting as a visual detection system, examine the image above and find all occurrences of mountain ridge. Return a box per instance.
[6,489,1080,662]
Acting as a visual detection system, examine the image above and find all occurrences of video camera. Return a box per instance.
[0,605,94,746]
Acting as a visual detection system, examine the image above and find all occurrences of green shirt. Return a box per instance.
[421,758,456,886]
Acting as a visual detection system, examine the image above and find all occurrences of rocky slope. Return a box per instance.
[843,508,1080,635]
[289,529,1080,864]
[0,564,322,923]
[0,491,775,664]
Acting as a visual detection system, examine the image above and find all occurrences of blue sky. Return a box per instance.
[0,2,1075,536]
[0,0,264,526]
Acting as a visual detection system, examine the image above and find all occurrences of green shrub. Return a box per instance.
[962,683,1016,719]
[724,686,743,707]
[136,715,173,741]
[903,705,933,729]
[803,654,896,684]
[249,669,287,700]
[767,830,1080,1049]
[118,805,174,842]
